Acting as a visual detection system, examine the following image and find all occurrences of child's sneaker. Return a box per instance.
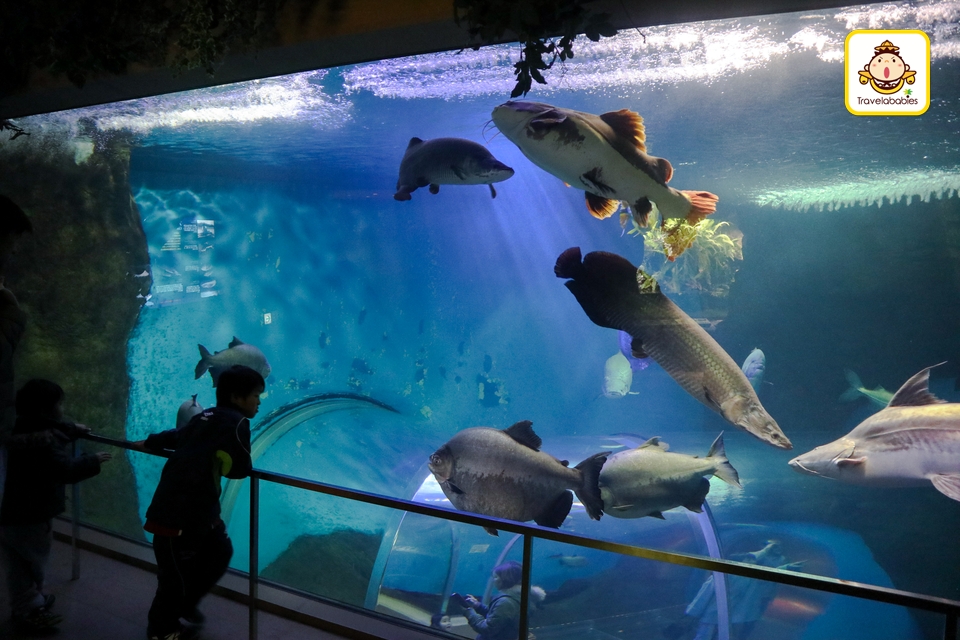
[146,632,181,640]
[14,606,64,632]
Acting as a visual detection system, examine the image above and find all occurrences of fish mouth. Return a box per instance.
[788,457,831,479]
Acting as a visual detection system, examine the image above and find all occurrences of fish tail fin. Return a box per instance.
[680,190,719,225]
[574,452,609,520]
[706,433,741,488]
[840,369,864,401]
[195,344,212,379]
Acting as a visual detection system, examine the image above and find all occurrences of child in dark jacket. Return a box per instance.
[132,364,263,640]
[0,378,111,632]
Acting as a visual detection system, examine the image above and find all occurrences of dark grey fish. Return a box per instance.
[554,248,791,449]
[394,137,514,201]
[428,421,607,534]
[358,308,367,325]
[483,354,493,373]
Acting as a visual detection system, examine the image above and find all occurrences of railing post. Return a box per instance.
[519,534,532,640]
[249,475,259,640]
[70,441,80,580]
[945,611,958,640]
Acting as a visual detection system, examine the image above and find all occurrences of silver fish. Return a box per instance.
[428,421,607,534]
[599,433,740,519]
[839,369,893,409]
[491,101,717,225]
[394,137,514,201]
[195,336,272,387]
[555,247,791,449]
[790,364,960,501]
[175,394,204,429]
[602,352,636,398]
[741,348,766,393]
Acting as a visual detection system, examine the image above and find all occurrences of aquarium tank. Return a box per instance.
[1,1,959,639]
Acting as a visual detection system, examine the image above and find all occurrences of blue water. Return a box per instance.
[14,1,960,637]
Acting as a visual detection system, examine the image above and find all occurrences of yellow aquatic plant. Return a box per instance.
[633,218,744,296]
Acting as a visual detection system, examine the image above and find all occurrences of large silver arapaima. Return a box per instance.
[790,364,960,501]
[428,421,607,534]
[600,433,740,519]
[554,247,791,450]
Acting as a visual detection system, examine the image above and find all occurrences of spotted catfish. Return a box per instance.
[491,101,718,226]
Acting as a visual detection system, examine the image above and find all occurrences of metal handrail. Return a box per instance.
[77,432,960,640]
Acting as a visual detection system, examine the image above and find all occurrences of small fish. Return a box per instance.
[483,354,493,373]
[600,433,741,519]
[439,366,447,380]
[394,137,514,200]
[358,308,367,325]
[617,330,650,373]
[133,270,150,278]
[175,394,204,429]
[319,332,329,348]
[839,369,893,409]
[741,348,766,393]
[201,280,217,289]
[429,421,608,535]
[549,554,589,567]
[195,336,272,386]
[602,352,637,399]
[791,364,960,502]
[352,358,374,375]
[491,101,718,229]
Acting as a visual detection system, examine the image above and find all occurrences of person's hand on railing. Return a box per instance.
[74,423,92,434]
[96,452,113,463]
[127,440,148,453]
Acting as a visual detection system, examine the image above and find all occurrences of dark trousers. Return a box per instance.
[0,521,52,617]
[147,520,232,635]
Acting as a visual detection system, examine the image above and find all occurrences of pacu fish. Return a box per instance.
[602,352,637,398]
[790,365,960,501]
[195,336,272,386]
[599,433,740,519]
[491,101,718,226]
[839,369,893,409]
[554,247,792,449]
[741,348,766,393]
[428,421,607,533]
[394,137,514,201]
[175,394,204,429]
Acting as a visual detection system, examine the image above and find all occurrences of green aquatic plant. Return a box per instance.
[454,0,617,97]
[638,218,744,297]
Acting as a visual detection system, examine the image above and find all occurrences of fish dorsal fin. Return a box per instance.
[638,436,668,451]
[888,363,948,407]
[503,420,542,450]
[229,336,245,348]
[585,192,620,220]
[406,137,424,150]
[599,109,646,152]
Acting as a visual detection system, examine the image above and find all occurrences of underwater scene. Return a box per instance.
[2,1,960,639]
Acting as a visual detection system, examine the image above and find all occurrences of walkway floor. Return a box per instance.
[0,536,354,640]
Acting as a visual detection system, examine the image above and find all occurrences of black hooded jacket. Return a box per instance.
[143,406,252,533]
[0,416,102,525]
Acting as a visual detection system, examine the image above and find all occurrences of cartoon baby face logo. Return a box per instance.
[845,30,929,116]
[858,40,916,94]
